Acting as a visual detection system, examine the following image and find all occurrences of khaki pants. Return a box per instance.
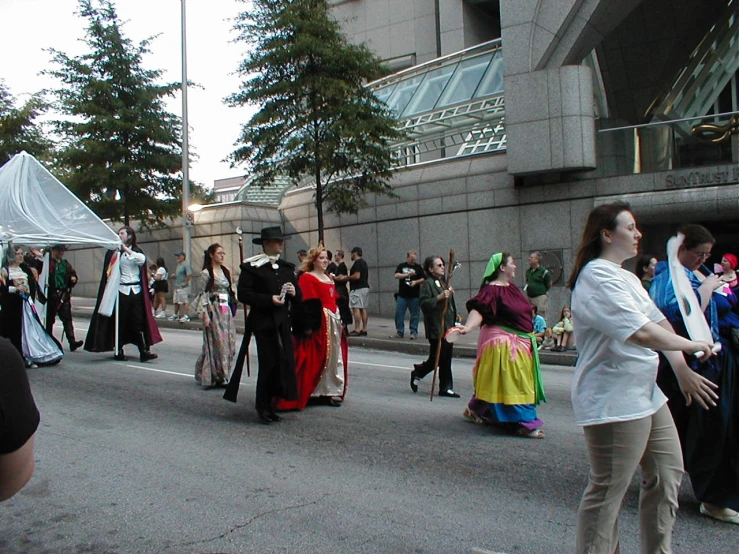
[528,294,548,319]
[576,404,684,554]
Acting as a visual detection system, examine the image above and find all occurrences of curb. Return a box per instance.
[71,308,577,367]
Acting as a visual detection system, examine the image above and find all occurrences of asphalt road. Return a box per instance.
[1,322,737,554]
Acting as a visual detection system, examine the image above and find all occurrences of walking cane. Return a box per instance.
[235,227,248,321]
[429,248,456,401]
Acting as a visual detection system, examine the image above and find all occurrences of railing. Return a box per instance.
[596,111,739,178]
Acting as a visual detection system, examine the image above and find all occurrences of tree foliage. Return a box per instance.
[0,81,51,166]
[227,0,404,243]
[44,0,185,228]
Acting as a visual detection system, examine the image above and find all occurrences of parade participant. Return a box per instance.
[635,254,657,292]
[458,252,546,438]
[84,226,162,362]
[569,204,717,552]
[0,246,62,367]
[224,226,301,424]
[45,245,83,351]
[650,223,739,524]
[23,247,43,282]
[0,337,39,502]
[410,256,460,397]
[193,244,237,389]
[170,251,192,322]
[277,245,348,410]
[718,252,738,288]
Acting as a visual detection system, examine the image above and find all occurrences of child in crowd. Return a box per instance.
[552,306,573,351]
[540,327,555,351]
[532,305,547,345]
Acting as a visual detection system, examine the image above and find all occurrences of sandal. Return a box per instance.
[348,330,361,336]
[462,407,485,425]
[700,503,739,524]
[516,427,545,439]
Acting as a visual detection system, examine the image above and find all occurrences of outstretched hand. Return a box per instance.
[676,368,718,409]
[457,325,473,335]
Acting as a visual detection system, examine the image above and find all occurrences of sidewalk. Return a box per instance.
[70,297,576,366]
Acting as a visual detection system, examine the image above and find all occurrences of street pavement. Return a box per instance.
[1,320,736,553]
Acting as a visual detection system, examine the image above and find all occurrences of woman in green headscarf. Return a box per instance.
[457,252,546,438]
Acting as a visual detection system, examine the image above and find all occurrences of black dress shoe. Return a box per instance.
[256,410,272,425]
[70,340,84,352]
[113,352,128,361]
[266,411,282,422]
[410,371,420,393]
[439,389,461,398]
[413,362,424,373]
[140,352,158,362]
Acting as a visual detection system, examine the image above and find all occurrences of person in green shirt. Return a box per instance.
[45,245,83,351]
[525,251,552,320]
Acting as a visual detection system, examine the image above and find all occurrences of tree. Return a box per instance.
[227,0,405,244]
[0,81,51,166]
[44,0,185,227]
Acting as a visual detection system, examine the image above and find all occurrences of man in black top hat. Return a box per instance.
[45,245,83,351]
[225,226,301,424]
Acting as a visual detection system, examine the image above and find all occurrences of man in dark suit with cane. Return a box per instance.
[225,226,301,424]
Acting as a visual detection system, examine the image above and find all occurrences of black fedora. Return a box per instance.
[252,226,292,245]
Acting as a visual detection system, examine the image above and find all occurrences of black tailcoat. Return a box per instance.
[225,258,301,404]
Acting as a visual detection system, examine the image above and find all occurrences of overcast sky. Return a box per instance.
[0,0,254,188]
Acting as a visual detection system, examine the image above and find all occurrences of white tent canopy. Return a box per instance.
[0,151,121,249]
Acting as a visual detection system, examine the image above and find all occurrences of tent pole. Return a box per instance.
[114,292,119,357]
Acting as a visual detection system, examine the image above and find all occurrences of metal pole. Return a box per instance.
[181,0,191,263]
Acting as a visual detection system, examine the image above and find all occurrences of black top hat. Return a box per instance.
[252,226,292,245]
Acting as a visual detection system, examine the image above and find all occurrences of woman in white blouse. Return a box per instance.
[568,202,717,554]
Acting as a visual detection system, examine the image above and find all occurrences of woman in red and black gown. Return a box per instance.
[276,245,348,410]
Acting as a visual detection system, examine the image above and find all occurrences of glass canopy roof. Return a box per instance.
[368,40,506,164]
[234,41,507,205]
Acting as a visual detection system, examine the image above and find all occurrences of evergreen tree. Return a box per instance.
[0,81,51,166]
[45,0,184,227]
[227,0,404,244]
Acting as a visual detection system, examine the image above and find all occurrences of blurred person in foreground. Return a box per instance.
[0,337,40,502]
[569,203,717,552]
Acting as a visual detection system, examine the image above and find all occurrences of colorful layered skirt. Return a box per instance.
[466,325,545,432]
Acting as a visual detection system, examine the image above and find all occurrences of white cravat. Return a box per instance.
[244,253,281,268]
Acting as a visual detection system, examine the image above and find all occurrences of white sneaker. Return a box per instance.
[155,311,166,319]
[179,315,190,322]
[168,314,178,321]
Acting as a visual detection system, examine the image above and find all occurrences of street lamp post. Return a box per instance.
[180,0,191,263]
